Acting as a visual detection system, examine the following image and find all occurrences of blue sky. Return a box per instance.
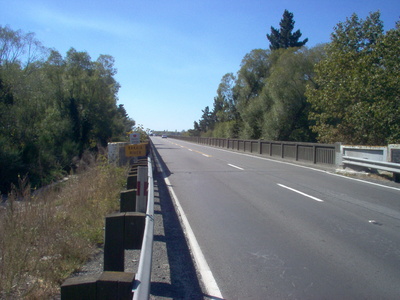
[1,0,399,131]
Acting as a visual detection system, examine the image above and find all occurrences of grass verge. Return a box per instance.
[0,153,127,299]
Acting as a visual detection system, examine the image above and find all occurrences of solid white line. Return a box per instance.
[228,163,244,170]
[278,184,324,202]
[152,146,223,299]
[164,177,224,298]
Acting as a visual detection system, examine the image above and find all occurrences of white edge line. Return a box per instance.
[278,183,324,202]
[164,177,223,299]
[227,163,244,170]
[153,147,223,299]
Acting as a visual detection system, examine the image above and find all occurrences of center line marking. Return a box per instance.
[278,184,324,202]
[228,163,244,170]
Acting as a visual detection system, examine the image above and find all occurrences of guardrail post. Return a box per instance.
[61,272,134,300]
[97,272,134,299]
[313,145,317,164]
[104,212,146,271]
[120,189,136,212]
[104,213,125,271]
[335,142,342,167]
[61,275,97,299]
[124,212,146,249]
[136,166,148,213]
[127,174,137,190]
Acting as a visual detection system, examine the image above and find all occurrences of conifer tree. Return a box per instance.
[267,10,308,50]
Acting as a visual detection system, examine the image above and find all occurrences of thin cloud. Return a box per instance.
[27,6,146,39]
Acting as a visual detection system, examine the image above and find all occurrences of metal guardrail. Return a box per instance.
[132,156,154,300]
[342,156,400,174]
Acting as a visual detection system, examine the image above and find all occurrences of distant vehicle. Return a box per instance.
[162,135,167,138]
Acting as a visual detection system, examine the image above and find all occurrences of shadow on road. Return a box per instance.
[150,147,205,299]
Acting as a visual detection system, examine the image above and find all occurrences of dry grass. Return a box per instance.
[0,153,127,299]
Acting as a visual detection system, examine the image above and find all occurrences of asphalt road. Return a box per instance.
[151,136,400,300]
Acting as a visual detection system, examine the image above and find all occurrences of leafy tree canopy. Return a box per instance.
[306,11,399,145]
[0,25,134,193]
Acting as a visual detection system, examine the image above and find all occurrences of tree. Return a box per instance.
[262,46,324,141]
[306,12,399,145]
[0,26,135,193]
[267,10,308,50]
[198,106,214,133]
[234,49,271,139]
[116,104,135,133]
[213,73,235,123]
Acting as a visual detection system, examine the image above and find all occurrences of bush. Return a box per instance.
[0,155,126,299]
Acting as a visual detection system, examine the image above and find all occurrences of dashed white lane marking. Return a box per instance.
[172,139,400,192]
[228,163,244,170]
[278,184,324,202]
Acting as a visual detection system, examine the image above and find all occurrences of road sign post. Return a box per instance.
[130,132,140,144]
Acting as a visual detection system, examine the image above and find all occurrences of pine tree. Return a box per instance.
[267,10,308,50]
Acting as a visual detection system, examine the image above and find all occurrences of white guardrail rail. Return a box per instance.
[342,156,400,182]
[132,156,155,300]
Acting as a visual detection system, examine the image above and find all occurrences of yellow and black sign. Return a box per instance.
[125,143,147,157]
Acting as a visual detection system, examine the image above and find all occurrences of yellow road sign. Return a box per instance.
[125,143,147,157]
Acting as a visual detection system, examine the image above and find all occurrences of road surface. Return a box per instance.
[151,136,400,299]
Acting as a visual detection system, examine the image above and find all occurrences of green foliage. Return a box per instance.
[306,12,399,145]
[262,47,323,141]
[211,120,240,138]
[193,46,323,141]
[199,106,214,132]
[233,49,272,139]
[0,26,134,193]
[267,10,308,50]
[192,11,397,146]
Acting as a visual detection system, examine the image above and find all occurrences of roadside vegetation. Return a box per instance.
[0,153,127,299]
[0,26,135,195]
[0,21,133,300]
[189,10,400,146]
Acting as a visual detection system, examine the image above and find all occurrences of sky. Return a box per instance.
[1,0,399,132]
